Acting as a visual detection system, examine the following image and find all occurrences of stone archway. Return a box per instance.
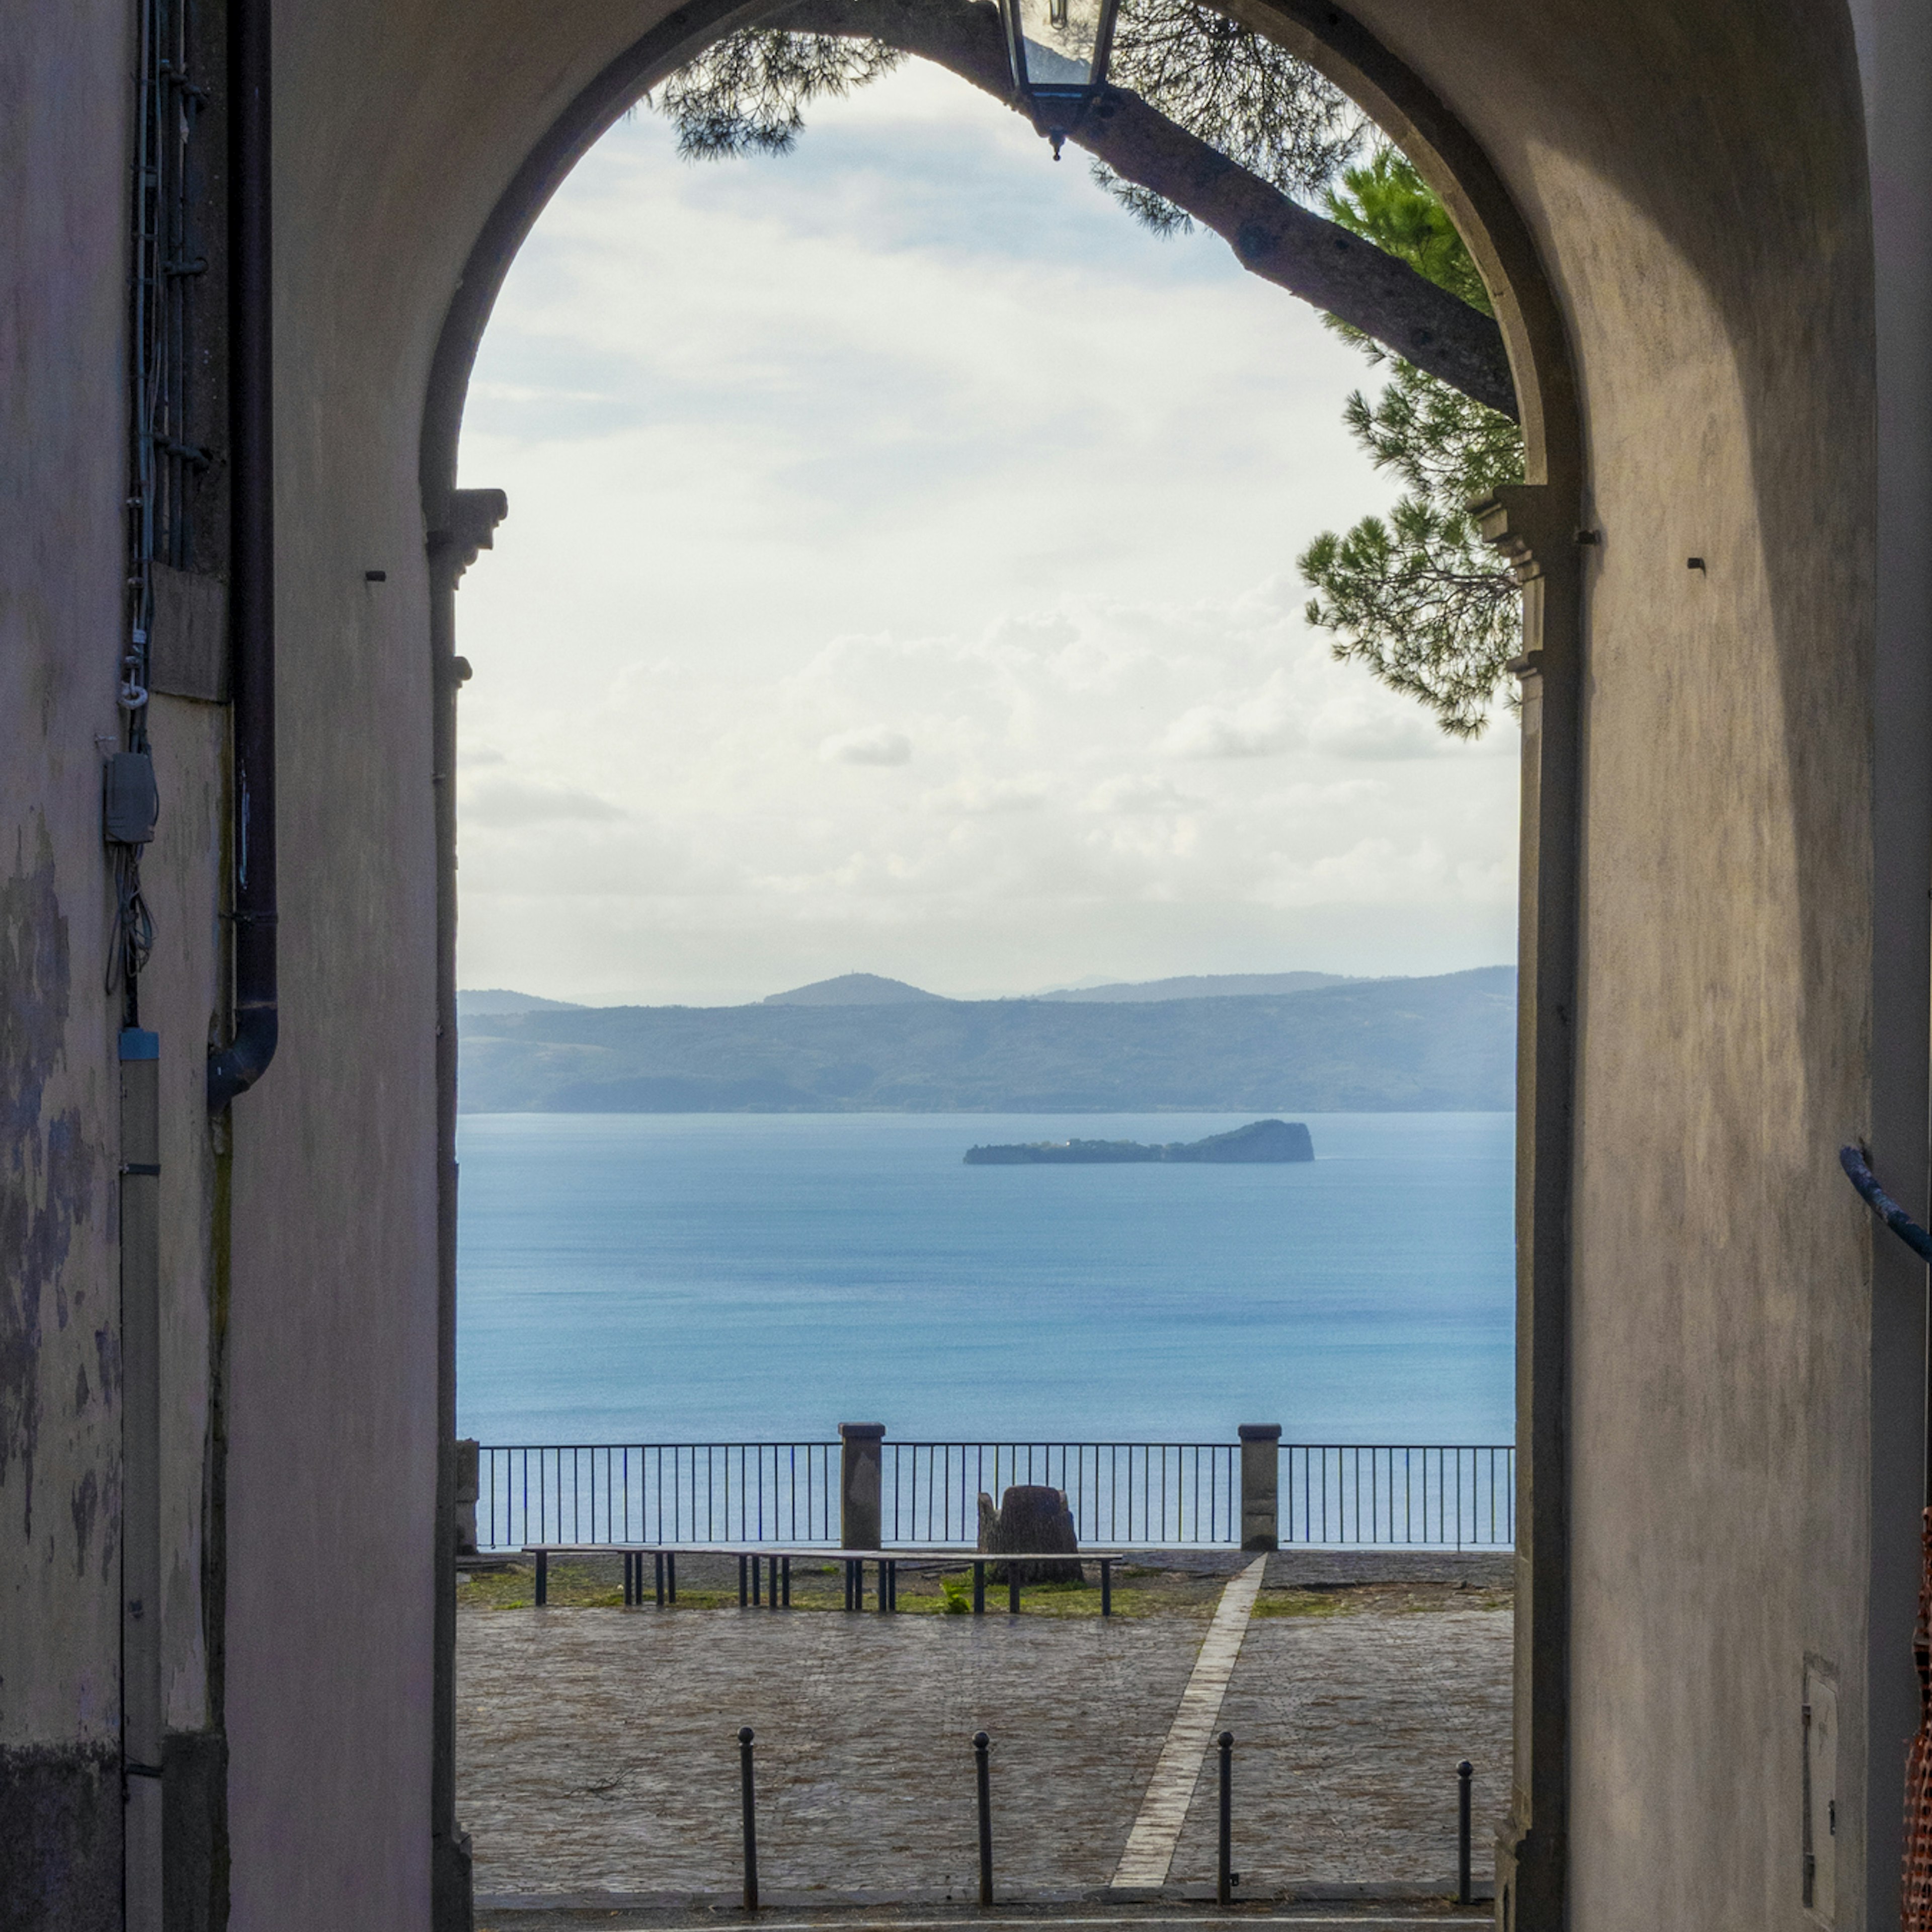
[414,13,1585,1924]
[13,4,1916,1930]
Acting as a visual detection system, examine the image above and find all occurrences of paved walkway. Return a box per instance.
[459,1585,1509,1907]
[1113,1560,1267,1886]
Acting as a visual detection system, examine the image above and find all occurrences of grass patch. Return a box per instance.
[456,1559,1227,1619]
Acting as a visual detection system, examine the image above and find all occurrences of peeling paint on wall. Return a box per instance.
[1,818,101,1544]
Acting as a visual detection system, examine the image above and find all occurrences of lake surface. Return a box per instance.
[456,1112,1514,1447]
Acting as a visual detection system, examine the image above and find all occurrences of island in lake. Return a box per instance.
[964,1118,1314,1165]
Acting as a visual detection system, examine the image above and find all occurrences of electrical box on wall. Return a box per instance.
[103,750,159,846]
[1804,1658,1839,1926]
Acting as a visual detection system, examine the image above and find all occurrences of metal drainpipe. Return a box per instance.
[207,0,277,1109]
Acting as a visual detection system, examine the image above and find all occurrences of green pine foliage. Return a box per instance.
[1087,0,1363,228]
[653,29,906,158]
[1298,151,1524,738]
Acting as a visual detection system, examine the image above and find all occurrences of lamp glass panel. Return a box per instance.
[1014,0,1105,89]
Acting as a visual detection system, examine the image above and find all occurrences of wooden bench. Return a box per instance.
[519,1543,1124,1615]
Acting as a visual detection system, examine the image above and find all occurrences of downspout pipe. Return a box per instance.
[208,0,277,1108]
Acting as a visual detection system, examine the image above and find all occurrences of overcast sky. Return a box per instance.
[453,60,1519,1007]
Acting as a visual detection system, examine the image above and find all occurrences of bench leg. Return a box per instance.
[667,1552,676,1604]
[781,1556,791,1607]
[656,1552,666,1608]
[739,1555,748,1608]
[1101,1560,1112,1617]
[973,1560,985,1615]
[752,1555,761,1607]
[1009,1570,1020,1616]
[622,1553,633,1606]
[535,1550,548,1608]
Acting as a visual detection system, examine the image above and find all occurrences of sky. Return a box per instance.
[453,60,1520,1007]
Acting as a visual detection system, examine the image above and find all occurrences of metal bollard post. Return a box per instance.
[534,1550,548,1607]
[781,1556,791,1607]
[739,1555,749,1608]
[1457,1759,1473,1906]
[655,1551,666,1607]
[1217,1731,1233,1906]
[1008,1569,1020,1615]
[974,1730,994,1907]
[973,1560,985,1615]
[667,1551,676,1604]
[740,1727,759,1910]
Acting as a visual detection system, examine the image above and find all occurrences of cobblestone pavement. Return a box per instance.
[459,1591,1509,1906]
[1169,1614,1510,1891]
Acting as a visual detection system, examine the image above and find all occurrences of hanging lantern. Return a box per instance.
[996,0,1123,157]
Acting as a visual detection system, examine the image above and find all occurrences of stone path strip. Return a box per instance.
[1109,1558,1266,1889]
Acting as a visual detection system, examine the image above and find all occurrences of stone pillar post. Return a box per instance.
[454,1439,480,1555]
[1239,1424,1282,1550]
[839,1423,886,1550]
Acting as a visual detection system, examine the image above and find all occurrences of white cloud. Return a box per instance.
[1081,775,1198,814]
[461,779,627,826]
[1160,675,1305,759]
[450,67,1520,1005]
[820,726,913,766]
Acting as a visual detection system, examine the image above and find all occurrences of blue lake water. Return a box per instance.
[456,1111,1515,1448]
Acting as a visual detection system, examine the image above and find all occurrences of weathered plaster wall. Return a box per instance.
[0,7,132,1928]
[139,694,227,1740]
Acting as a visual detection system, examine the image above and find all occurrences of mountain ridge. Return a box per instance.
[458,965,1515,1113]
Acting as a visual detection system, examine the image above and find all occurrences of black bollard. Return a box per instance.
[974,1730,993,1907]
[740,1727,759,1910]
[1217,1731,1234,1906]
[1457,1759,1473,1906]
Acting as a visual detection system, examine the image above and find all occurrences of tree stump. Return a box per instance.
[980,1485,1083,1584]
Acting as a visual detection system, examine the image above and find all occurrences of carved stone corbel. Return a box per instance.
[1471,481,1574,683]
[425,487,509,590]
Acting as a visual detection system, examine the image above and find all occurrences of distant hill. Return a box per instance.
[763,973,948,1006]
[1037,971,1356,1003]
[456,988,586,1019]
[458,967,1515,1113]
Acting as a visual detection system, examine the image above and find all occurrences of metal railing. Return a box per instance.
[1280,1444,1513,1548]
[882,1441,1240,1545]
[475,1437,1514,1551]
[475,1442,839,1553]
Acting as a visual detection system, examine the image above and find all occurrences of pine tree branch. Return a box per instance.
[766,0,1517,418]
